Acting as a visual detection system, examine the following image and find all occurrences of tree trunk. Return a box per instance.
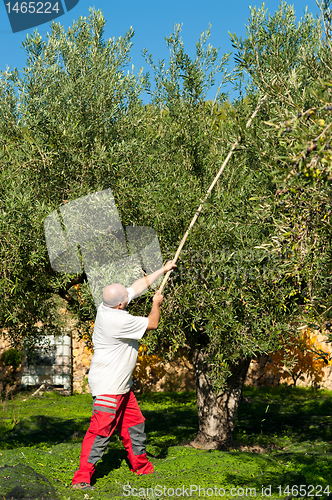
[190,349,251,449]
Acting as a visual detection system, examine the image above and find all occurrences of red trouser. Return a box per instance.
[72,390,154,485]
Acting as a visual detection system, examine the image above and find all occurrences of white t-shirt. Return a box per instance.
[88,287,149,396]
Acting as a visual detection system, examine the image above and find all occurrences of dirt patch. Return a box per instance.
[181,439,281,453]
[226,441,282,453]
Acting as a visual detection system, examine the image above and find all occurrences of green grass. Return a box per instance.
[0,386,332,499]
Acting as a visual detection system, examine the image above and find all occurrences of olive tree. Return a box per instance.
[231,3,332,360]
[0,9,146,347]
[113,25,302,447]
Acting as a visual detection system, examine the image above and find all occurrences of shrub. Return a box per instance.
[2,348,22,371]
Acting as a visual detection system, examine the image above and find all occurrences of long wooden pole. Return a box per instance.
[158,94,268,294]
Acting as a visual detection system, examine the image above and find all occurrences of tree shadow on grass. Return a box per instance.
[5,389,331,455]
[91,447,128,484]
[143,406,198,449]
[0,403,198,458]
[0,415,91,449]
[236,397,332,443]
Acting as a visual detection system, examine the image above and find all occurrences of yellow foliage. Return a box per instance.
[81,321,94,352]
[266,329,328,386]
[133,346,166,392]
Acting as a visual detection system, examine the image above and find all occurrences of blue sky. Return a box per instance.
[0,0,320,101]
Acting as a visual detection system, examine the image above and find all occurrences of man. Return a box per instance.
[72,261,176,490]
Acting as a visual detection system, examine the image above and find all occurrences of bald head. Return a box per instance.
[103,284,129,308]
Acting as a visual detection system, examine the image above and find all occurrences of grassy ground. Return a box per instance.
[0,386,332,499]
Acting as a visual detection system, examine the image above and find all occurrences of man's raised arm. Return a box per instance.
[130,261,176,298]
[146,292,164,330]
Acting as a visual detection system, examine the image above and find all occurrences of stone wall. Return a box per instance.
[246,331,332,390]
[70,343,196,394]
[2,328,332,395]
[72,336,93,394]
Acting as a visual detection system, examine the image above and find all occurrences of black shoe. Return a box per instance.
[72,482,95,490]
